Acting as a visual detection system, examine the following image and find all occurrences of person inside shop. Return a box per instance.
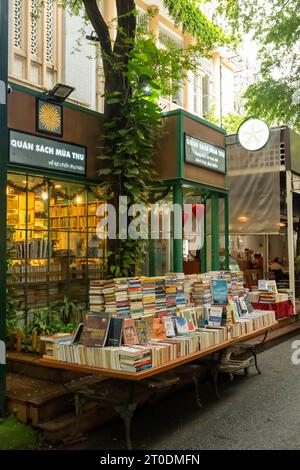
[269,257,287,281]
[252,253,263,270]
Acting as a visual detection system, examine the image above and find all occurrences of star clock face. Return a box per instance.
[238,118,270,151]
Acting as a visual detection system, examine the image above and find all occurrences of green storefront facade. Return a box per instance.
[6,84,229,315]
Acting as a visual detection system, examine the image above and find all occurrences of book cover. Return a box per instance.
[151,318,167,340]
[211,279,228,305]
[122,318,139,346]
[163,316,176,337]
[174,317,189,335]
[229,300,240,322]
[82,313,111,348]
[258,279,268,291]
[106,317,124,347]
[208,306,223,327]
[134,318,148,344]
[244,295,254,313]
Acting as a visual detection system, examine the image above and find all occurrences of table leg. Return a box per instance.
[192,373,203,408]
[116,404,136,450]
[251,347,261,375]
[212,366,221,399]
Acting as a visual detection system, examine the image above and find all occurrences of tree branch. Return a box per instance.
[82,0,112,58]
[114,0,136,55]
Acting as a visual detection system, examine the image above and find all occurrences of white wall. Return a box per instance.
[63,11,97,110]
[221,64,235,116]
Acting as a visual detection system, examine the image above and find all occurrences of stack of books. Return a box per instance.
[114,278,130,316]
[191,277,205,306]
[128,277,144,318]
[103,279,130,316]
[89,280,105,312]
[175,273,186,307]
[154,277,167,316]
[119,346,152,373]
[259,291,277,303]
[141,277,157,317]
[203,274,212,305]
[231,271,245,296]
[165,274,177,315]
[184,274,197,303]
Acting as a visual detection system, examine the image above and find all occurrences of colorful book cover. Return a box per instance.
[211,279,228,305]
[230,300,240,322]
[151,318,167,339]
[244,294,254,313]
[174,317,190,335]
[258,279,268,291]
[208,306,223,327]
[122,318,139,346]
[134,318,148,344]
[163,316,176,337]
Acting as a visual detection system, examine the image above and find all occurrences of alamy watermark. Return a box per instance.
[95,196,204,251]
[291,340,300,365]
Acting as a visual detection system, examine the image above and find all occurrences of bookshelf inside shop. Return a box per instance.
[7,174,106,310]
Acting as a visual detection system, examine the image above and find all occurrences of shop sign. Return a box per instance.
[9,130,86,176]
[184,134,226,174]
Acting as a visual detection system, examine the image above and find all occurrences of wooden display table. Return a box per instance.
[40,324,276,381]
[40,323,277,449]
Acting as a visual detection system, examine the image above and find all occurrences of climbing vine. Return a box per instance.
[44,1,231,277]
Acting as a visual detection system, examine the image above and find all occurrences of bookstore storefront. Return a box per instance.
[7,84,105,314]
[7,87,229,314]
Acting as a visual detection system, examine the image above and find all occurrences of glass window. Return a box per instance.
[7,173,107,313]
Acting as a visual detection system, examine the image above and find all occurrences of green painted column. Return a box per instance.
[201,199,207,273]
[0,0,8,416]
[173,183,183,273]
[224,193,230,270]
[211,193,220,270]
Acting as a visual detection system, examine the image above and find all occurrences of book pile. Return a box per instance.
[41,333,74,358]
[141,277,156,317]
[231,271,245,296]
[154,277,167,316]
[128,277,143,318]
[191,277,205,306]
[258,291,277,303]
[89,280,105,312]
[119,346,152,373]
[103,279,130,316]
[175,273,186,307]
[203,274,212,305]
[165,274,177,315]
[184,274,197,303]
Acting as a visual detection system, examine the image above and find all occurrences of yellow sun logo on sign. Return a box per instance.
[39,103,61,132]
